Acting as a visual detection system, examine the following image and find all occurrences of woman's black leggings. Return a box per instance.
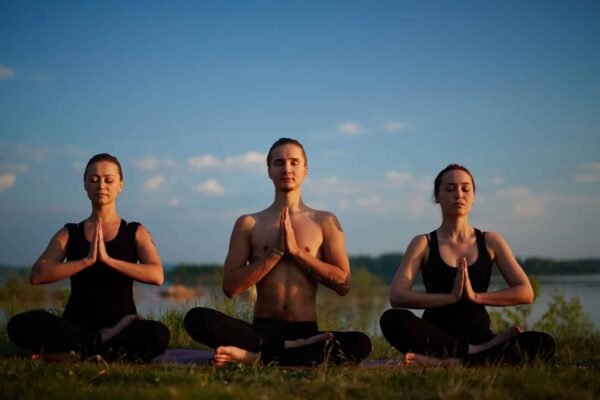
[184,307,372,366]
[7,310,170,362]
[380,309,555,366]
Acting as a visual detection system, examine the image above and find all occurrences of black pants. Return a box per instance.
[184,307,372,366]
[380,309,555,366]
[7,310,170,362]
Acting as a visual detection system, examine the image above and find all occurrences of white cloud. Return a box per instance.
[167,198,180,207]
[0,65,15,80]
[0,173,16,191]
[0,163,27,173]
[579,162,600,171]
[495,187,545,218]
[337,121,363,136]
[133,155,159,171]
[143,175,165,192]
[15,145,47,162]
[383,121,407,132]
[188,155,221,169]
[195,179,225,196]
[386,170,412,185]
[321,176,339,185]
[188,151,266,173]
[225,151,264,172]
[574,174,600,183]
[357,195,381,207]
[574,162,600,183]
[491,176,504,185]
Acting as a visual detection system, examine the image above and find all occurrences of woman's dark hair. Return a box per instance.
[84,153,123,181]
[266,137,307,167]
[433,164,475,197]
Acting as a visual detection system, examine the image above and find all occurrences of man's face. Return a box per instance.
[267,143,307,192]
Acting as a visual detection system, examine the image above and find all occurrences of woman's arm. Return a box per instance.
[463,232,533,306]
[390,235,464,309]
[29,228,95,284]
[98,223,164,285]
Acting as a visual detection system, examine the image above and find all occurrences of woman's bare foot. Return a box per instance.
[99,314,139,343]
[469,325,522,354]
[284,332,334,349]
[214,346,260,367]
[404,352,461,367]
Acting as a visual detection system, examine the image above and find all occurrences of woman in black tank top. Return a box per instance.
[7,153,170,362]
[380,164,555,366]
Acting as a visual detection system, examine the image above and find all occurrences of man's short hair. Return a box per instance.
[266,138,307,166]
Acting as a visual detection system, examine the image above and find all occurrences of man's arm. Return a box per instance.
[222,215,283,298]
[284,209,351,296]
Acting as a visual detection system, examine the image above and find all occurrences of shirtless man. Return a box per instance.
[184,138,371,366]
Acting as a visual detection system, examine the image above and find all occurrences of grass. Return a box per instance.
[1,273,600,399]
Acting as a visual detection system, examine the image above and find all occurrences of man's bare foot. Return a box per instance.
[214,346,260,367]
[469,325,522,354]
[99,314,139,343]
[285,332,334,349]
[404,352,461,367]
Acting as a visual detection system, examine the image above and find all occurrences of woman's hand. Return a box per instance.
[85,223,99,265]
[97,222,112,264]
[462,257,479,303]
[449,257,466,302]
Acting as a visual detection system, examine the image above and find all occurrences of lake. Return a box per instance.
[131,274,600,333]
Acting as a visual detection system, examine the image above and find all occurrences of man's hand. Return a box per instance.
[282,207,300,256]
[273,210,286,256]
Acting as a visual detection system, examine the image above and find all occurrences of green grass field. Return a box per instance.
[1,272,599,399]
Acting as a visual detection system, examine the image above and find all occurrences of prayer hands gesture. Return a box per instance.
[279,207,300,256]
[85,222,112,266]
[450,257,478,303]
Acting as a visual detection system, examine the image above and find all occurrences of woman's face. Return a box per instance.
[84,161,123,206]
[435,169,475,217]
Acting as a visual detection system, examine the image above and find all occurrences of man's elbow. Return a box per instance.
[389,296,400,308]
[152,273,164,286]
[523,289,534,305]
[335,273,351,296]
[222,282,238,299]
[29,273,42,285]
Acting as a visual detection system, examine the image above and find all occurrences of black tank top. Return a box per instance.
[421,229,494,343]
[62,219,139,330]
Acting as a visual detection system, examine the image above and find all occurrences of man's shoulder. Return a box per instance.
[308,208,343,231]
[233,213,258,230]
[233,208,273,229]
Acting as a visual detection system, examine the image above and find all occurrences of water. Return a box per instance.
[133,274,600,331]
[4,274,599,331]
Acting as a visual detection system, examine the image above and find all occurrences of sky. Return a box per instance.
[1,0,599,266]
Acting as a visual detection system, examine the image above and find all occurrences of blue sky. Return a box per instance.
[1,1,599,266]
